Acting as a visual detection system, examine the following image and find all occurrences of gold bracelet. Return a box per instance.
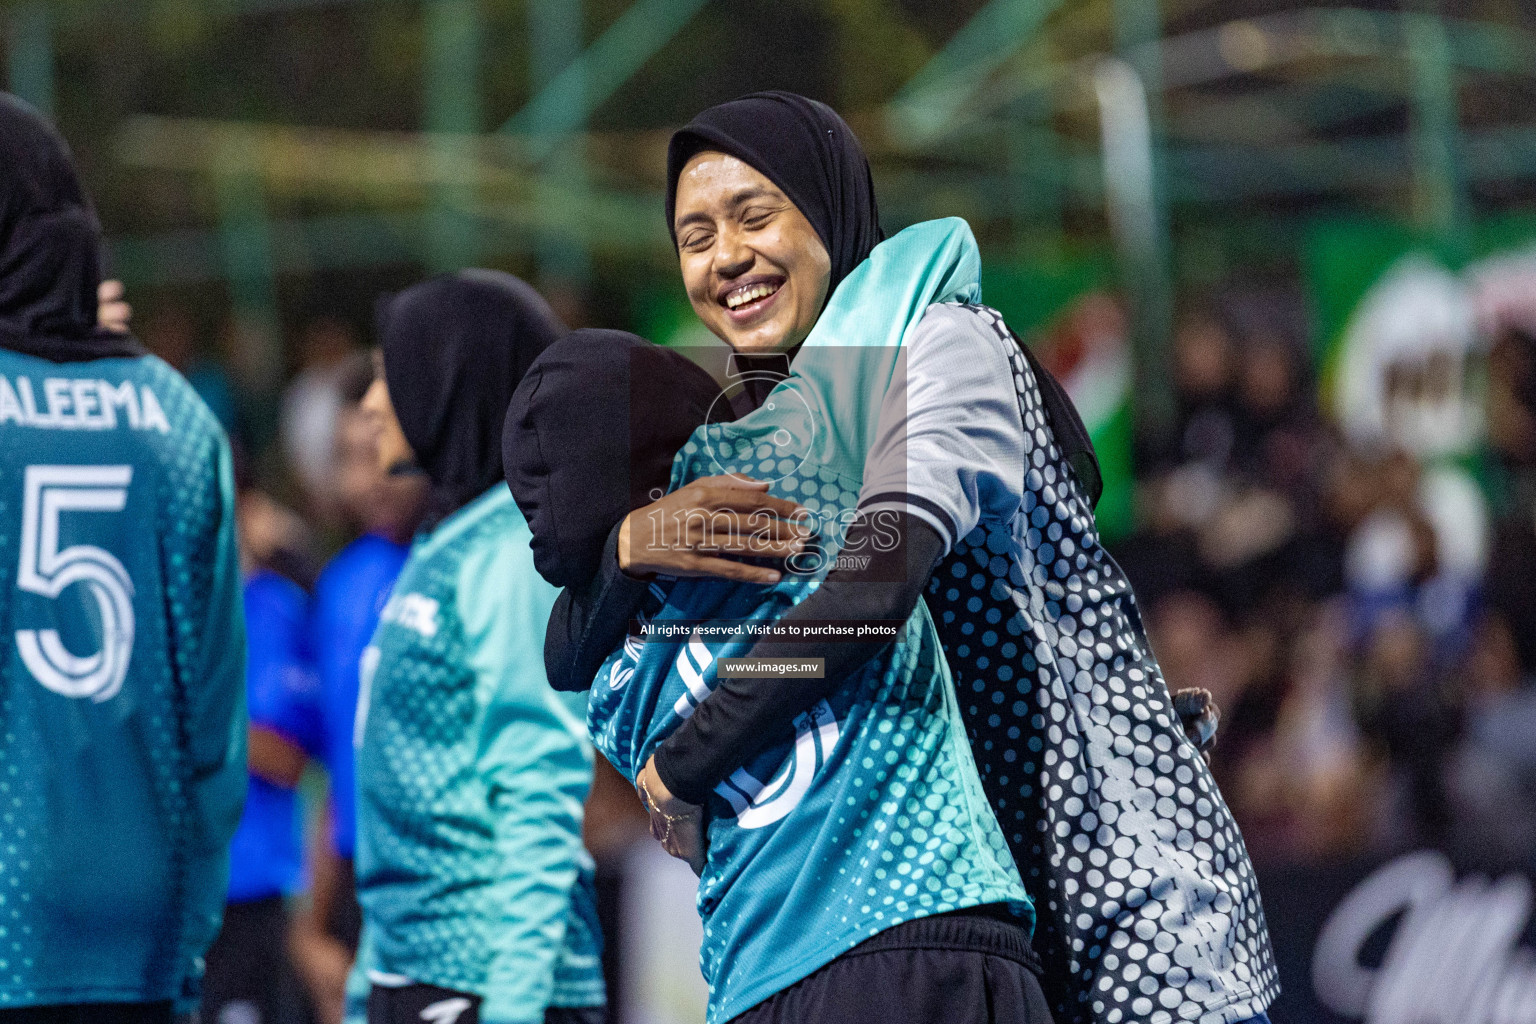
[637,773,692,844]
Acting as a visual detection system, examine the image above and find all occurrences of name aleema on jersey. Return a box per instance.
[0,373,171,433]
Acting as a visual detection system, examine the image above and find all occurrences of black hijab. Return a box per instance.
[504,329,723,588]
[380,269,565,524]
[666,91,883,297]
[0,92,143,361]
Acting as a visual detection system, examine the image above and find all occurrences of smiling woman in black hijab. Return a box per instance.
[665,90,882,298]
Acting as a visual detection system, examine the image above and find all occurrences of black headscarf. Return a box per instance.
[666,91,883,298]
[504,329,722,588]
[380,269,565,524]
[0,92,143,361]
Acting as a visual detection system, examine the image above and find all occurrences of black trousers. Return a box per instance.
[365,984,603,1024]
[729,908,1054,1024]
[200,896,309,1024]
[324,858,362,954]
[0,1005,171,1024]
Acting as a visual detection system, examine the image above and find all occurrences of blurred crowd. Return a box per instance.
[140,272,1536,1024]
[1113,290,1536,872]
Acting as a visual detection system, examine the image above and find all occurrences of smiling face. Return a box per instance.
[673,151,831,354]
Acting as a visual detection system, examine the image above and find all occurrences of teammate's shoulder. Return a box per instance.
[456,486,528,543]
[466,494,535,567]
[94,351,228,442]
[455,493,541,587]
[133,354,228,434]
[915,297,1013,337]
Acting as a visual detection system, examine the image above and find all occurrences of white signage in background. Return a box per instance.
[621,840,709,1024]
[1312,850,1536,1023]
[1334,256,1484,459]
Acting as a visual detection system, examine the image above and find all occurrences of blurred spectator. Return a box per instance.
[1485,326,1536,675]
[1237,602,1376,863]
[1353,610,1460,851]
[1114,305,1239,604]
[1120,298,1339,614]
[219,315,286,452]
[1232,328,1311,476]
[280,317,361,524]
[1446,614,1536,870]
[290,351,427,1024]
[143,305,238,435]
[202,488,325,1024]
[1342,447,1485,655]
[237,482,321,591]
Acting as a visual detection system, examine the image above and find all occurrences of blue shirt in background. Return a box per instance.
[227,569,322,904]
[310,533,410,859]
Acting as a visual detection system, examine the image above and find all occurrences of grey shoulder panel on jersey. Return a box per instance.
[922,301,1104,511]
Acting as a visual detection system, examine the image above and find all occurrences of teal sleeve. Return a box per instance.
[460,537,592,1024]
[174,432,250,1011]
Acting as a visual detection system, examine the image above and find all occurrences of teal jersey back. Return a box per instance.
[0,348,247,1009]
[588,221,1031,1024]
[353,487,604,1023]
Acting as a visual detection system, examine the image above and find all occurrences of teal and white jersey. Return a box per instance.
[588,220,1031,1024]
[352,485,604,1023]
[0,347,246,1009]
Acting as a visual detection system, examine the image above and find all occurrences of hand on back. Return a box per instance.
[618,475,810,585]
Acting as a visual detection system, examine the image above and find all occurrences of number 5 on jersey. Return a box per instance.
[15,465,136,702]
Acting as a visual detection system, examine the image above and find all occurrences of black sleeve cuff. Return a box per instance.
[652,742,714,806]
[543,520,652,692]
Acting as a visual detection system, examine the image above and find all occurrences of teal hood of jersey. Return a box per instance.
[588,219,1031,1024]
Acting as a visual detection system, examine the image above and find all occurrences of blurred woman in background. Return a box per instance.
[292,352,428,1024]
[348,271,605,1024]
